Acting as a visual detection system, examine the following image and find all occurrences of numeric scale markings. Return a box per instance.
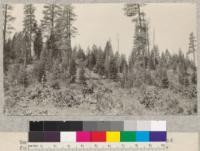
[27,142,167,151]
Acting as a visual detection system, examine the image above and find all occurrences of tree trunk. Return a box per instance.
[67,7,72,69]
[29,5,34,59]
[3,4,7,53]
[137,4,142,30]
[193,51,195,66]
[51,4,55,32]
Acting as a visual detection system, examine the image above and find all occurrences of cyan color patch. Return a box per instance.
[136,131,150,142]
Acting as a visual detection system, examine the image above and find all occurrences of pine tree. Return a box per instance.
[45,30,61,61]
[178,49,187,74]
[72,46,78,59]
[128,50,136,71]
[56,5,77,48]
[23,4,37,60]
[124,4,142,26]
[41,4,62,61]
[114,51,121,73]
[95,48,105,75]
[41,4,62,36]
[79,67,86,85]
[3,4,15,72]
[191,70,197,84]
[161,69,169,88]
[160,52,167,67]
[34,26,43,59]
[3,39,12,72]
[149,45,159,70]
[12,32,24,63]
[124,3,149,64]
[177,49,190,86]
[124,4,149,86]
[77,47,85,61]
[120,54,127,73]
[11,32,31,66]
[3,4,15,53]
[33,59,46,83]
[109,57,118,80]
[19,66,29,88]
[91,44,99,59]
[187,32,196,65]
[121,59,128,88]
[165,49,171,68]
[23,32,31,66]
[86,48,96,70]
[104,40,113,77]
[56,5,77,67]
[40,47,52,71]
[184,77,190,87]
[171,54,179,73]
[69,59,76,77]
[133,18,149,64]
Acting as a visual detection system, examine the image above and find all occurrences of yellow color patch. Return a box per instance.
[106,131,120,142]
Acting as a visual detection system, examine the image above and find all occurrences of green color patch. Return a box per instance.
[120,131,136,142]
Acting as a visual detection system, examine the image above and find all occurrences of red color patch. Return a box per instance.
[91,131,106,142]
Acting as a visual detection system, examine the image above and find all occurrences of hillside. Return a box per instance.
[3,3,197,116]
[4,67,197,116]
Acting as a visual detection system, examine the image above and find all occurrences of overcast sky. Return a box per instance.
[10,3,196,57]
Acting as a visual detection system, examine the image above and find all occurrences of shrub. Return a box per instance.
[165,96,180,114]
[193,103,197,113]
[51,60,63,80]
[139,86,160,109]
[3,77,10,91]
[79,67,86,85]
[50,80,60,89]
[18,66,29,88]
[178,73,190,87]
[191,71,197,84]
[161,69,169,88]
[69,59,77,77]
[127,69,144,88]
[6,63,31,88]
[161,77,169,88]
[7,64,21,85]
[33,61,46,82]
[181,85,197,98]
[145,71,153,85]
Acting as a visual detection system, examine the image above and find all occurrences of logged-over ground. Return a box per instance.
[4,68,197,116]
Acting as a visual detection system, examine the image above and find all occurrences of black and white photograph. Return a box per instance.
[3,3,197,115]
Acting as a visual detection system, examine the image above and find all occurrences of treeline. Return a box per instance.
[3,4,78,87]
[3,4,197,92]
[3,4,76,67]
[122,4,197,90]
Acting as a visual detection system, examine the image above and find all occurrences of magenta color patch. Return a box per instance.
[76,131,91,142]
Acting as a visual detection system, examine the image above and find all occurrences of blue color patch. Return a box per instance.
[136,131,150,142]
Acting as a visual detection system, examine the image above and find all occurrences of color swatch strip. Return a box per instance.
[29,121,166,142]
[29,131,167,142]
[30,121,166,131]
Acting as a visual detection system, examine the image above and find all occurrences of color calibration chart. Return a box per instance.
[1,132,198,151]
[28,120,167,150]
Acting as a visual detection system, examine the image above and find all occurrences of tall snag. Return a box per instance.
[56,5,77,68]
[23,4,37,63]
[41,4,62,61]
[3,4,15,72]
[124,4,149,87]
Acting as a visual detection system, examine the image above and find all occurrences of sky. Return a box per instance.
[10,3,196,57]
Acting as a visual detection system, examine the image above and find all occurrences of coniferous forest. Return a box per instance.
[3,4,197,115]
